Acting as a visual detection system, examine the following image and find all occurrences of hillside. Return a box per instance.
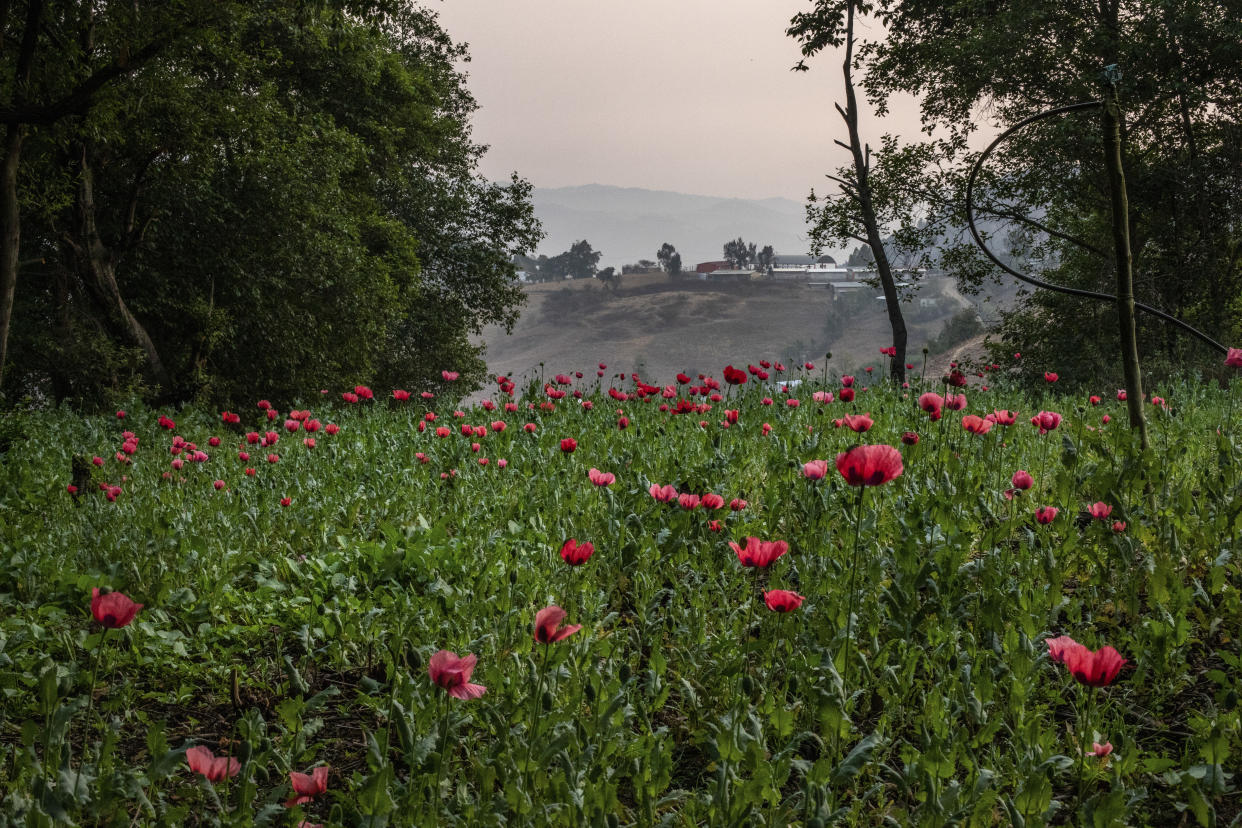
[479,273,975,385]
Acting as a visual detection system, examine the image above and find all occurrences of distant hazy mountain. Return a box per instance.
[531,184,846,269]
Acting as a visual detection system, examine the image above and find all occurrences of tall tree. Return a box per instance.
[790,0,910,383]
[0,0,223,390]
[757,245,775,271]
[722,237,757,269]
[4,2,541,405]
[798,0,1242,402]
[657,242,682,277]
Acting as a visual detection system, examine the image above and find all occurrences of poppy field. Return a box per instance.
[1,360,1240,827]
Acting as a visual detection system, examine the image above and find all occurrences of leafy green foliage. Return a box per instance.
[3,3,539,407]
[1,364,1240,825]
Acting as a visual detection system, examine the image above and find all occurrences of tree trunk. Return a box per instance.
[842,0,907,384]
[0,124,20,390]
[73,145,171,393]
[1102,86,1148,450]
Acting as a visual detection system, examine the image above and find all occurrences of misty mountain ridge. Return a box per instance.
[531,184,848,269]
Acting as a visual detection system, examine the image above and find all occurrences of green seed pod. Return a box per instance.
[788,675,799,694]
[238,740,253,764]
[542,690,554,711]
[395,713,415,754]
[1224,689,1238,711]
[509,570,518,585]
[407,647,422,671]
[619,663,631,683]
[283,656,309,696]
[584,682,596,703]
[741,675,755,695]
[607,814,620,828]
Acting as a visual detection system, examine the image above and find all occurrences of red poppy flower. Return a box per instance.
[214,479,225,490]
[729,498,748,511]
[1011,470,1033,490]
[730,537,790,568]
[534,606,581,644]
[992,409,1017,425]
[1089,395,1101,406]
[285,766,329,807]
[1112,520,1126,532]
[835,445,903,486]
[442,371,459,381]
[839,388,855,402]
[879,346,897,357]
[961,415,993,435]
[701,493,725,510]
[1044,372,1058,383]
[764,589,805,612]
[1227,348,1242,368]
[91,588,142,628]
[945,369,967,387]
[560,538,594,565]
[1046,635,1128,687]
[588,468,615,486]
[1035,506,1058,524]
[678,493,701,510]
[944,393,967,411]
[842,413,873,433]
[392,389,410,401]
[918,393,943,414]
[186,746,240,783]
[802,459,828,480]
[428,650,486,699]
[560,438,577,453]
[722,365,748,385]
[841,375,855,388]
[618,416,629,429]
[901,431,919,445]
[724,409,739,424]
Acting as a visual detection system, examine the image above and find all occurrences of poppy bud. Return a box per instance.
[741,674,755,695]
[619,663,631,683]
[509,570,518,585]
[584,682,596,703]
[608,815,621,828]
[542,690,554,711]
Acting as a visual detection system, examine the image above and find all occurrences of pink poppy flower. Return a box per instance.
[1011,470,1033,490]
[842,413,873,433]
[678,493,701,510]
[588,468,615,486]
[1035,506,1058,524]
[1046,635,1128,687]
[428,650,486,699]
[803,459,828,480]
[649,484,677,502]
[700,493,725,510]
[534,606,581,644]
[186,746,240,782]
[1089,502,1113,520]
[285,766,329,807]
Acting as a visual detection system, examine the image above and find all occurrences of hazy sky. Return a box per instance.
[433,1,924,201]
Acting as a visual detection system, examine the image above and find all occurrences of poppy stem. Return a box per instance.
[71,626,108,800]
[841,486,867,687]
[522,642,550,802]
[433,692,450,805]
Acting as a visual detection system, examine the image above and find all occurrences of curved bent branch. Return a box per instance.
[964,100,1227,355]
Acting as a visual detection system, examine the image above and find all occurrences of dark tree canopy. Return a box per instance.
[2,2,541,406]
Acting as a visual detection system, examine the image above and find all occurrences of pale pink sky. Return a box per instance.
[432,0,924,201]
